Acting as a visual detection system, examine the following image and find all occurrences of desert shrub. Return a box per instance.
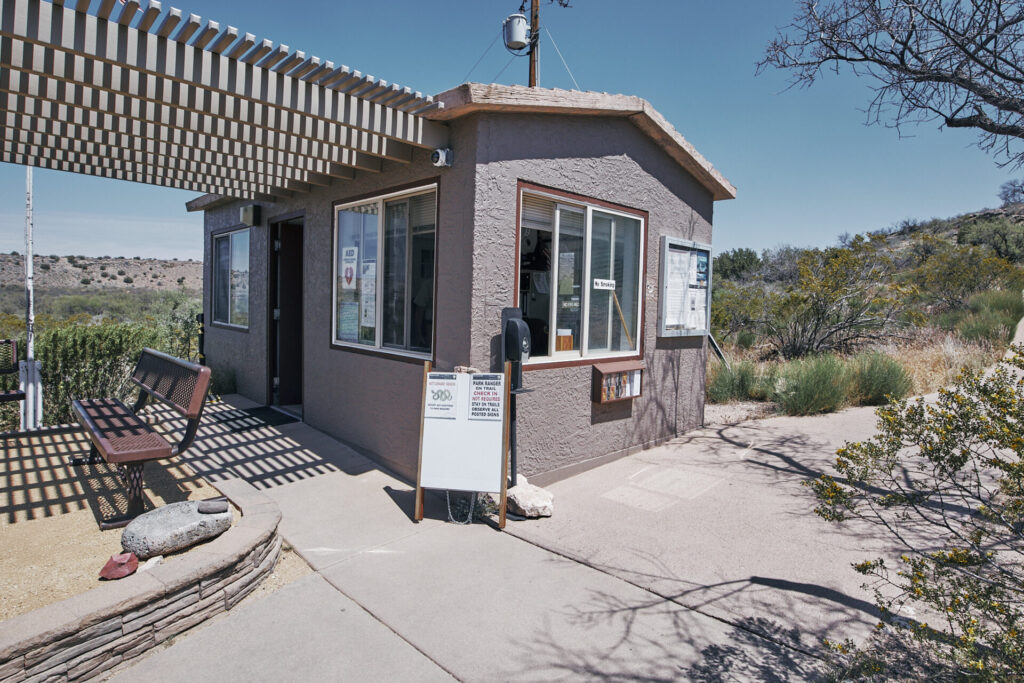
[756,236,919,358]
[79,278,90,285]
[117,269,125,276]
[705,362,757,403]
[123,276,133,284]
[35,322,162,426]
[39,263,50,271]
[936,289,1024,343]
[958,218,1024,263]
[850,352,911,405]
[99,265,107,271]
[911,237,1017,309]
[710,279,762,341]
[714,248,761,280]
[706,363,737,403]
[776,354,850,415]
[735,329,756,349]
[810,347,1024,679]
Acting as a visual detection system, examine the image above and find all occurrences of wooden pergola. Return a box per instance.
[0,0,450,200]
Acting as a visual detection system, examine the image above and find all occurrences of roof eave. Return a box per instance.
[429,83,736,202]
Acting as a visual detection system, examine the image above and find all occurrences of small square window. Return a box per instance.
[213,229,250,328]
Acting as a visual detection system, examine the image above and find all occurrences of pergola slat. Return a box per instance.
[0,91,364,178]
[0,0,448,197]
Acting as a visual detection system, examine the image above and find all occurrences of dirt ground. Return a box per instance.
[0,426,308,622]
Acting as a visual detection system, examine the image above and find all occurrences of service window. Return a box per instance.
[333,185,437,357]
[212,228,250,328]
[518,190,644,361]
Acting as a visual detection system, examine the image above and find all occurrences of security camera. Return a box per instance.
[431,148,453,167]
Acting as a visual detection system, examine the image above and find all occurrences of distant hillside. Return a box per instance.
[0,254,201,292]
[876,202,1024,253]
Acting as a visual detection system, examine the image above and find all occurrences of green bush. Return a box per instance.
[850,352,912,405]
[706,362,758,403]
[123,276,133,284]
[27,323,161,428]
[735,329,756,349]
[776,355,851,415]
[706,363,737,403]
[940,289,1024,343]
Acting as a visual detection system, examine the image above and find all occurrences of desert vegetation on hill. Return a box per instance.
[708,204,1024,416]
[0,254,203,431]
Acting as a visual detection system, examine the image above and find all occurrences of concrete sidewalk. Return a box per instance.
[110,396,896,681]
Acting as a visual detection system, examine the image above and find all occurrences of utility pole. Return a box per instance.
[528,0,539,87]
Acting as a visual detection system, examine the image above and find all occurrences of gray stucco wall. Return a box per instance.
[201,111,717,482]
[469,113,714,478]
[202,131,477,481]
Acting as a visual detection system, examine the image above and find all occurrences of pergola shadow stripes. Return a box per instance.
[0,0,450,199]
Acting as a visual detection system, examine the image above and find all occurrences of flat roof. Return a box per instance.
[429,83,736,202]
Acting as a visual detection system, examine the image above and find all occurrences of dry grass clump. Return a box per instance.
[877,329,998,395]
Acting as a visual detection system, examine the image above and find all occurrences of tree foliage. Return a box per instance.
[910,236,1018,309]
[762,0,1024,166]
[810,347,1024,678]
[958,218,1024,262]
[713,247,762,280]
[1000,178,1024,206]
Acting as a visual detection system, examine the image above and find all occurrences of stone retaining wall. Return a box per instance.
[0,478,280,682]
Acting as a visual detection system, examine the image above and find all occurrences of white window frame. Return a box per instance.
[331,183,438,360]
[520,189,646,366]
[212,227,250,329]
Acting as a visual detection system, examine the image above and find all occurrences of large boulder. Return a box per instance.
[122,500,232,559]
[507,481,554,518]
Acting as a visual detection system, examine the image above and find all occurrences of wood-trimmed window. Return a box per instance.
[212,228,250,328]
[332,184,437,358]
[518,188,645,364]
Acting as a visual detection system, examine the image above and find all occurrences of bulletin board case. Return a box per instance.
[658,236,712,337]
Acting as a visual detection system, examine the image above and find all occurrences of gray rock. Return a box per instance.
[122,501,232,559]
[507,482,554,518]
[197,499,229,514]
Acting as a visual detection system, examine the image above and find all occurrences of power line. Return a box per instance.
[544,27,580,90]
[493,54,518,83]
[462,27,503,84]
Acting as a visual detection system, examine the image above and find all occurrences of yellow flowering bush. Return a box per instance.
[810,346,1024,679]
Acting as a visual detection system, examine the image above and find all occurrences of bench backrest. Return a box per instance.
[0,340,17,375]
[131,348,211,420]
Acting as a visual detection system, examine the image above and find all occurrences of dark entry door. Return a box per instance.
[269,218,303,415]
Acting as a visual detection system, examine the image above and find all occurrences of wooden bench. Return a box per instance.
[0,339,26,405]
[72,348,212,529]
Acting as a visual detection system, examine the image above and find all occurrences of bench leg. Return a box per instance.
[70,444,103,467]
[99,463,146,530]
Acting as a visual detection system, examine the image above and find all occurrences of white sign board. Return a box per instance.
[420,372,506,493]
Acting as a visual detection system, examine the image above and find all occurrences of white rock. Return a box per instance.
[507,482,553,518]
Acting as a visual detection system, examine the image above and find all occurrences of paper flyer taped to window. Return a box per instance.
[340,247,358,290]
[360,262,376,327]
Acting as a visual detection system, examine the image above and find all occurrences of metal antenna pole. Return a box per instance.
[25,166,34,362]
[529,0,539,87]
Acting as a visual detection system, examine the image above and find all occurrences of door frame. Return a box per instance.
[266,210,305,409]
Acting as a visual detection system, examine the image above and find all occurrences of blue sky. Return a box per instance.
[0,0,1017,259]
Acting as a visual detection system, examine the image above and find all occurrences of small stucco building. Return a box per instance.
[190,83,735,484]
